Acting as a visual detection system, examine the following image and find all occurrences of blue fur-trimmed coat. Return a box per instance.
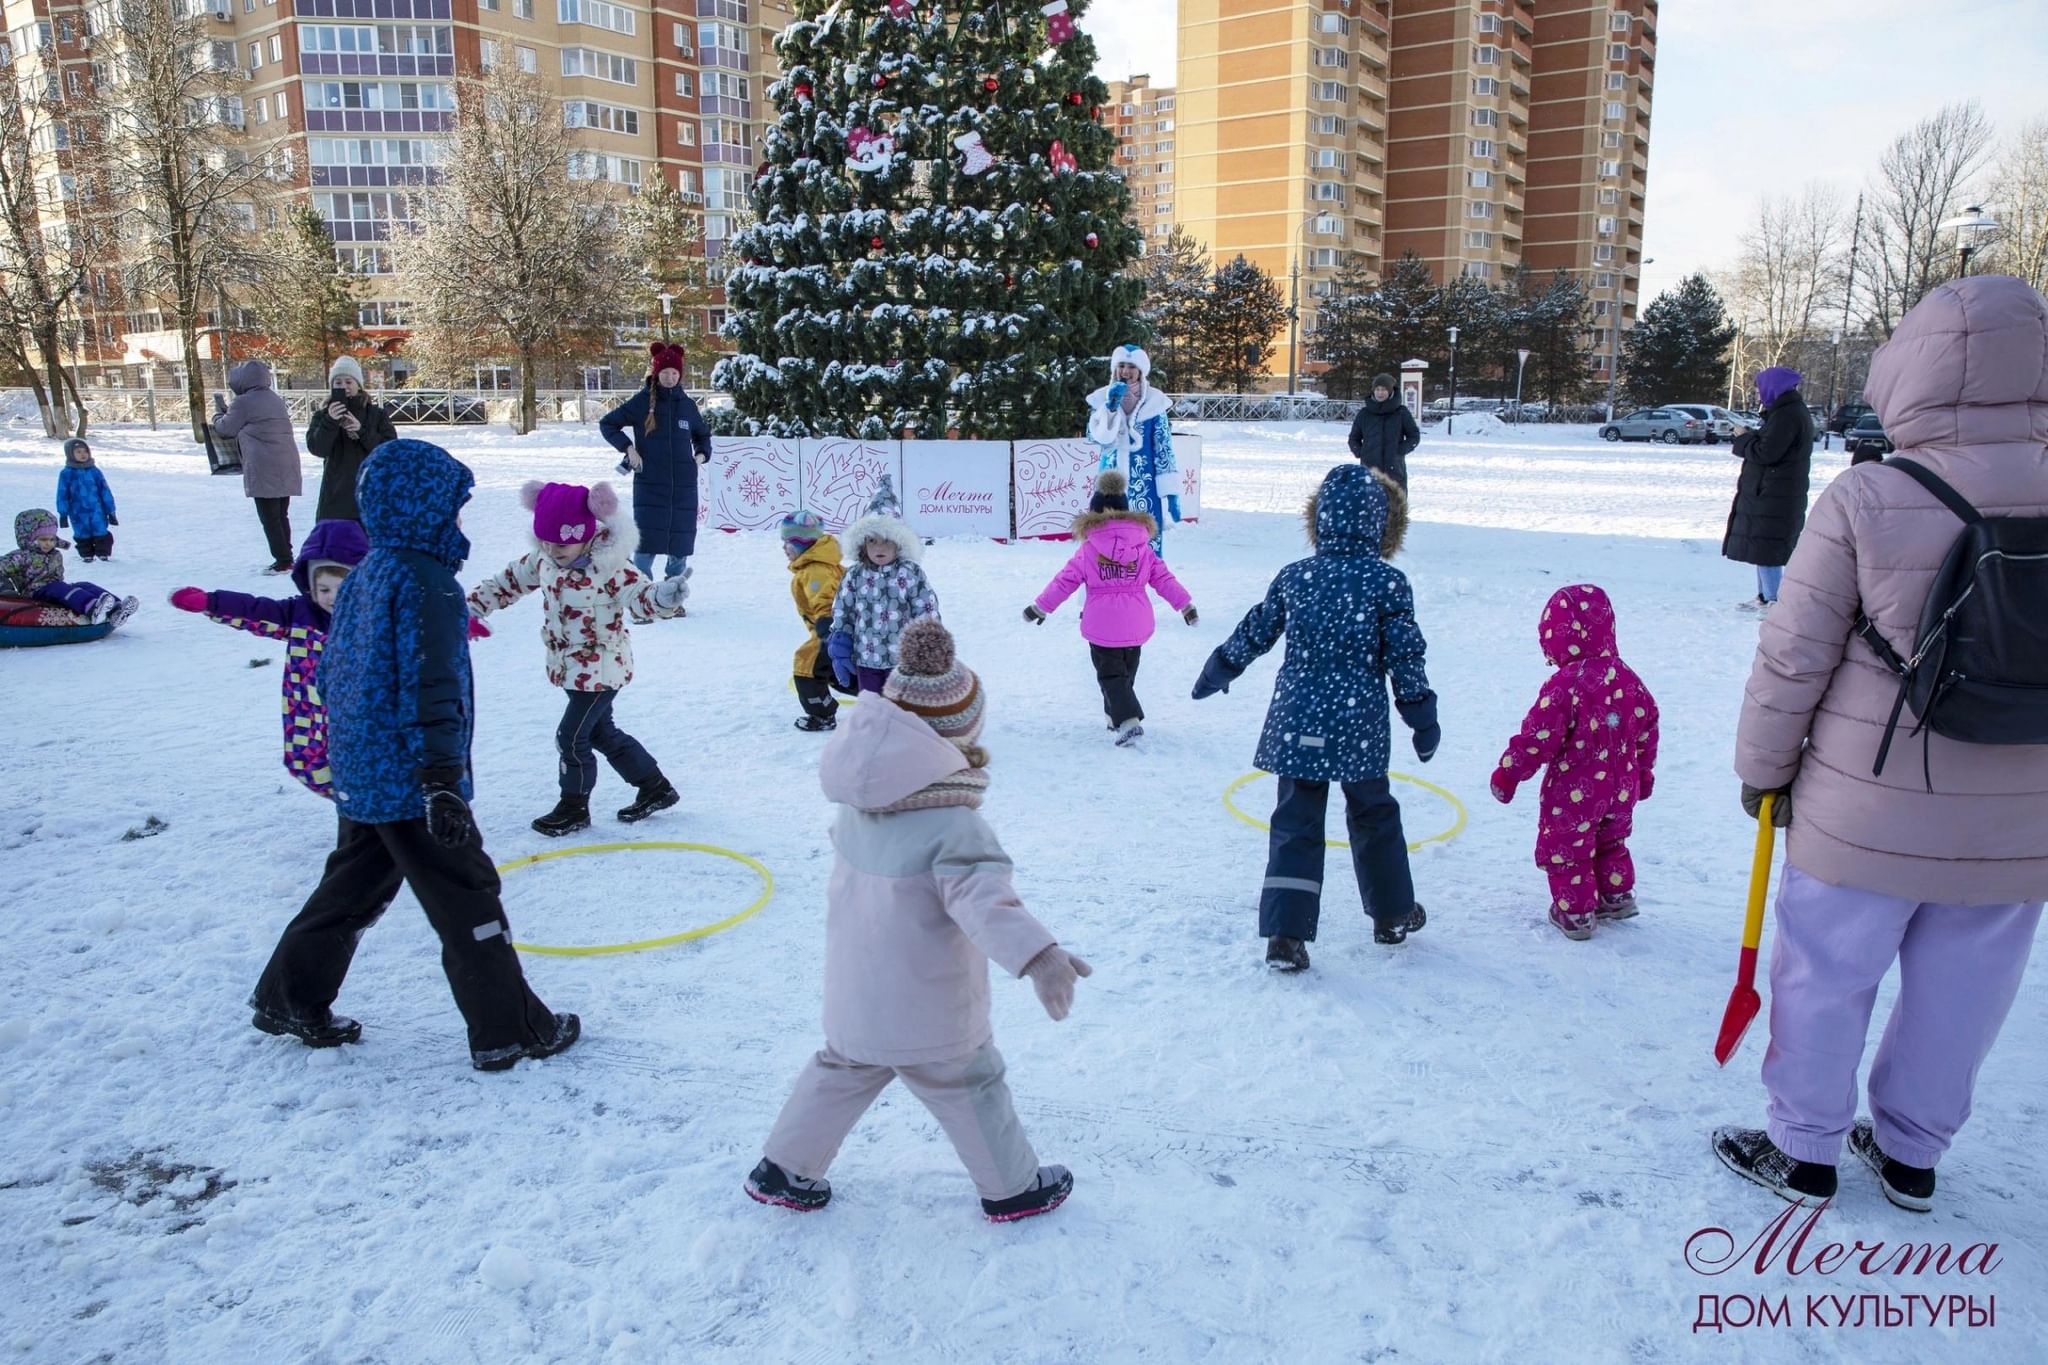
[1087,384,1176,555]
[1217,464,1430,783]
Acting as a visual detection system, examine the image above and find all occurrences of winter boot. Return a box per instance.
[744,1158,832,1212]
[1550,906,1595,940]
[265,560,293,575]
[617,773,679,824]
[251,1003,362,1048]
[531,794,591,838]
[793,716,836,733]
[981,1165,1073,1223]
[1374,903,1428,945]
[1596,892,1639,920]
[472,1011,581,1073]
[1114,718,1144,747]
[1712,1127,1837,1205]
[1265,935,1310,972]
[105,596,139,628]
[1850,1119,1935,1213]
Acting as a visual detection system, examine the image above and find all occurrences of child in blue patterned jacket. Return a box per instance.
[55,439,118,561]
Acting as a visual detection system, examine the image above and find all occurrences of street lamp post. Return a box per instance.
[656,292,674,341]
[1285,209,1319,400]
[1513,347,1530,426]
[1446,325,1460,436]
[1604,256,1653,423]
[1940,205,1999,277]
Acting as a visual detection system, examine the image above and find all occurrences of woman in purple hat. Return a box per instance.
[1721,366,1816,608]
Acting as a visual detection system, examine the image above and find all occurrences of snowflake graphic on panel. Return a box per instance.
[741,471,769,505]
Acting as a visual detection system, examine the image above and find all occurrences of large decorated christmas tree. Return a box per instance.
[713,0,1143,439]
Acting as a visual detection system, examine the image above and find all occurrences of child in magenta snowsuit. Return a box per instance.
[1023,470,1198,744]
[168,519,369,799]
[1489,584,1660,940]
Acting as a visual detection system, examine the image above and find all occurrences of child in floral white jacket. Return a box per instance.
[467,481,688,836]
[827,475,939,694]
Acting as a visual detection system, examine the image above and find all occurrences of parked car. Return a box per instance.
[1733,410,1763,430]
[1598,408,1707,444]
[1496,400,1550,420]
[383,389,489,425]
[1827,400,1875,435]
[1665,403,1744,442]
[1845,412,1893,462]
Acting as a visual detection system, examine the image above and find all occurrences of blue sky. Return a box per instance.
[1089,0,2046,304]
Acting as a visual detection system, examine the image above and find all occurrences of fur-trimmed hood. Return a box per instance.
[843,510,923,565]
[1303,464,1406,559]
[1067,506,1159,542]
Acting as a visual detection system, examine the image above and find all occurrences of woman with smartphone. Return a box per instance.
[307,357,398,524]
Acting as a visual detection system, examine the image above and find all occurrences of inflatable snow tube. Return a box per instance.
[0,596,114,648]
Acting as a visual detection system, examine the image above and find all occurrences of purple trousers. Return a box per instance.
[855,666,891,695]
[34,580,110,616]
[1763,865,2041,1168]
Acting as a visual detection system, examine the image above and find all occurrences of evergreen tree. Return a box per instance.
[1195,254,1287,394]
[619,171,719,383]
[1438,273,1507,394]
[716,1,1142,438]
[1305,255,1383,399]
[250,205,362,379]
[1505,266,1593,406]
[1620,272,1735,404]
[1362,252,1443,381]
[1130,225,1209,390]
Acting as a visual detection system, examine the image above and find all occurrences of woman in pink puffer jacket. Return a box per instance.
[1023,469,1198,745]
[1713,275,2048,1214]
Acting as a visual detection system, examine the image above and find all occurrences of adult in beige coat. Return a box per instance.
[745,619,1092,1222]
[1713,275,2048,1212]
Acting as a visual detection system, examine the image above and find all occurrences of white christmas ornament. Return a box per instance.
[953,130,994,175]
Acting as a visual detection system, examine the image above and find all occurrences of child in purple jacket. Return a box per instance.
[0,508,137,625]
[167,519,368,798]
[1023,470,1198,746]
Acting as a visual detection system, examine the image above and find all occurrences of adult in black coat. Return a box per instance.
[1346,373,1420,490]
[599,341,711,579]
[306,356,399,524]
[1721,365,1815,605]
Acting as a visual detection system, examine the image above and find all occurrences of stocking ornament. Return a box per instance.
[1048,139,1076,174]
[953,130,995,176]
[1042,0,1074,44]
[846,126,895,173]
[888,0,913,15]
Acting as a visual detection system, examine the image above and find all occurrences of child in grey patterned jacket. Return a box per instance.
[827,476,940,694]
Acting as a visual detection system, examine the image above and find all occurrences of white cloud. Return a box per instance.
[1085,0,1177,86]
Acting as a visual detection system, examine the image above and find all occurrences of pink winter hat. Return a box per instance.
[521,480,617,545]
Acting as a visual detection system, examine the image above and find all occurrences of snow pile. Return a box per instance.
[0,389,44,427]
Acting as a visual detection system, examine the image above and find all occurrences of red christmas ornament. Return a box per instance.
[873,73,889,89]
[795,82,814,100]
[870,235,886,250]
[984,76,1000,93]
[1084,231,1099,249]
[1066,91,1084,106]
[1004,274,1015,288]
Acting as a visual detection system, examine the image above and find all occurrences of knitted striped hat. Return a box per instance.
[780,508,824,549]
[884,618,988,772]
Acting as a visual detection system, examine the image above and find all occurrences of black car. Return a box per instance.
[1828,400,1875,435]
[1846,412,1892,463]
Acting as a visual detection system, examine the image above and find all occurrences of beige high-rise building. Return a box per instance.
[1176,0,1655,384]
[1107,73,1178,248]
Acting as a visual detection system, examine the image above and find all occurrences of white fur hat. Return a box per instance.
[1110,344,1151,379]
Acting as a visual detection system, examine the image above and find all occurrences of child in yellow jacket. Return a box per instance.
[783,511,851,732]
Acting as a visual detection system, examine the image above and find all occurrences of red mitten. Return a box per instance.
[466,617,492,640]
[1637,769,1655,803]
[169,587,208,614]
[1489,767,1518,805]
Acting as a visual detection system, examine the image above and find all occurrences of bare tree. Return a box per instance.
[1985,116,2048,293]
[398,65,630,432]
[95,0,279,438]
[0,49,92,436]
[618,170,718,383]
[1735,184,1844,369]
[1862,101,1994,336]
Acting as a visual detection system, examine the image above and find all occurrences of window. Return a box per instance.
[1472,76,1498,96]
[677,120,696,145]
[1467,200,1493,218]
[565,101,640,135]
[1462,261,1491,279]
[1312,47,1348,69]
[1317,12,1349,33]
[1313,181,1344,202]
[1610,42,1628,60]
[313,81,455,112]
[269,35,281,61]
[1605,101,1624,120]
[1607,73,1625,90]
[1611,11,1631,30]
[1312,148,1343,170]
[249,40,262,68]
[1477,14,1500,32]
[1465,230,1493,248]
[1469,138,1494,159]
[1311,213,1339,235]
[678,168,700,196]
[1595,244,1615,262]
[308,138,440,167]
[479,37,500,69]
[481,0,498,8]
[672,21,694,52]
[1313,115,1344,135]
[1471,108,1497,127]
[567,151,642,185]
[1598,215,1616,235]
[674,72,694,97]
[561,47,637,85]
[1469,169,1492,188]
[703,71,749,100]
[516,45,537,73]
[1595,271,1613,288]
[515,0,533,18]
[1599,187,1618,204]
[1473,44,1497,63]
[1603,130,1622,148]
[276,91,288,118]
[1593,300,1610,317]
[1600,159,1620,177]
[1313,80,1344,101]
[559,0,636,36]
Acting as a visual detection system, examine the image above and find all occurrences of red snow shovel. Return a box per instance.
[1714,794,1777,1066]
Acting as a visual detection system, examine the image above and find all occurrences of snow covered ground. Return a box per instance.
[2,419,2040,1363]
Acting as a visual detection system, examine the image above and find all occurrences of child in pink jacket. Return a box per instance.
[1489,584,1660,939]
[1023,469,1198,745]
[746,618,1093,1224]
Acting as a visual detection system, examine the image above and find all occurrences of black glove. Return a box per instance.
[57,515,68,528]
[1741,783,1792,827]
[107,515,117,527]
[1182,605,1199,626]
[813,616,832,640]
[421,767,475,848]
[1191,647,1244,700]
[1023,604,1046,624]
[1396,692,1440,764]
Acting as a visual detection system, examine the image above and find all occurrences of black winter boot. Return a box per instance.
[1265,935,1310,972]
[1712,1126,1837,1205]
[618,773,679,824]
[251,1004,362,1048]
[472,1012,581,1072]
[1850,1119,1935,1212]
[1374,903,1428,945]
[744,1158,832,1212]
[531,794,591,838]
[981,1165,1073,1223]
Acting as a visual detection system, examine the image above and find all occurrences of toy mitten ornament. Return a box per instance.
[1048,139,1076,174]
[847,126,895,172]
[954,130,994,175]
[1043,0,1074,43]
[888,0,912,15]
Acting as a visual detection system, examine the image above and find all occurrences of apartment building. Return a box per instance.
[1106,73,1177,247]
[2,0,791,386]
[1177,0,1654,380]
[1175,0,1393,337]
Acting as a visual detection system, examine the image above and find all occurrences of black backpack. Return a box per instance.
[1856,458,2048,786]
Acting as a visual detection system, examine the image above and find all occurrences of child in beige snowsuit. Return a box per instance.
[746,618,1092,1223]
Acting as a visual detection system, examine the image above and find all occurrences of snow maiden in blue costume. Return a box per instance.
[1086,344,1178,556]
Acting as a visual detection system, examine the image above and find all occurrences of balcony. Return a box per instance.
[1355,70,1387,103]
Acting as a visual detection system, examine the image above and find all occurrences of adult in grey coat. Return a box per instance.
[213,359,303,571]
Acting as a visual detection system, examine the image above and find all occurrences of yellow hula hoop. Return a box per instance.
[496,841,775,957]
[1222,770,1469,853]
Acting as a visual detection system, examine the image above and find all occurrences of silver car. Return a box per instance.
[1666,403,1743,442]
[1598,408,1707,444]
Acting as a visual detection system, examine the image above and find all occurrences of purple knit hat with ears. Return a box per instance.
[521,480,618,544]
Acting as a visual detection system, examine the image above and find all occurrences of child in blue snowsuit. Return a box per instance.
[1192,463,1440,972]
[55,439,118,561]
